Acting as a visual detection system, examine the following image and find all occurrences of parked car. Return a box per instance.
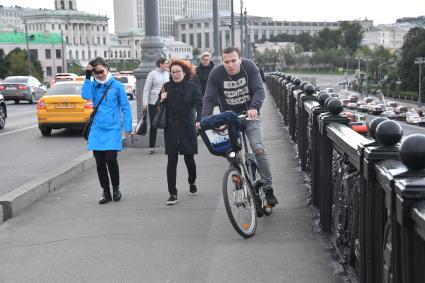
[0,76,46,104]
[385,101,398,108]
[348,95,359,102]
[357,104,370,113]
[37,81,92,136]
[50,73,78,86]
[345,111,368,135]
[364,96,374,103]
[395,105,408,114]
[346,102,357,109]
[115,75,136,100]
[0,94,7,129]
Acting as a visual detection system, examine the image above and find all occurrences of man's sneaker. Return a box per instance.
[148,148,155,154]
[166,195,178,205]
[265,189,278,206]
[189,184,198,195]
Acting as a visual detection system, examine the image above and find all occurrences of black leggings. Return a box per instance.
[166,154,196,196]
[93,150,119,192]
[148,104,158,148]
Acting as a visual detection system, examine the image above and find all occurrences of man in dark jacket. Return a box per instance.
[201,47,278,206]
[196,52,214,96]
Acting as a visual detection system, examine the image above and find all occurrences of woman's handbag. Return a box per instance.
[82,83,113,140]
[135,110,148,135]
[152,102,167,129]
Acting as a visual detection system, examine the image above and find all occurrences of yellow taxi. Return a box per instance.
[37,81,93,136]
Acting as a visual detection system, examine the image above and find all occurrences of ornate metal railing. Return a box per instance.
[266,72,425,283]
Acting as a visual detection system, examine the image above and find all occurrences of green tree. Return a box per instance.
[312,28,340,50]
[339,21,364,53]
[397,27,425,92]
[5,48,44,81]
[0,49,7,79]
[296,32,313,52]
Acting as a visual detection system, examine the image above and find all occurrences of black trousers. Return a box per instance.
[93,150,119,192]
[148,104,158,148]
[167,154,196,196]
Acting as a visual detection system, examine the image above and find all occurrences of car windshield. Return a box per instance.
[115,77,129,83]
[46,84,83,96]
[4,77,28,83]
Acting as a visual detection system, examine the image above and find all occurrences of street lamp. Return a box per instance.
[344,55,350,88]
[60,30,65,72]
[23,20,32,76]
[414,57,425,107]
[363,56,372,96]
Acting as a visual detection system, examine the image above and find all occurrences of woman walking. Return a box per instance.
[81,57,133,204]
[159,60,203,205]
[143,57,170,154]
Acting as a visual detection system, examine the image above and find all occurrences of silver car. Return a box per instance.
[0,76,46,104]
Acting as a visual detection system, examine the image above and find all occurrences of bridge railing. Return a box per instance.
[266,72,425,283]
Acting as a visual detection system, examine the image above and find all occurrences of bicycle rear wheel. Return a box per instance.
[222,166,257,238]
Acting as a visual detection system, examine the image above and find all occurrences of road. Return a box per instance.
[0,99,137,196]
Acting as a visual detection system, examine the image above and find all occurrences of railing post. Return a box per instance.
[317,98,350,233]
[359,118,402,283]
[288,78,301,142]
[298,84,316,171]
[310,93,330,208]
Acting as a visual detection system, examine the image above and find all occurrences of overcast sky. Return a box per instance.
[2,0,424,33]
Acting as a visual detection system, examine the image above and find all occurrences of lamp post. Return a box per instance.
[23,21,32,76]
[60,30,66,72]
[344,55,350,88]
[415,57,425,107]
[230,0,235,46]
[240,0,243,54]
[363,56,372,96]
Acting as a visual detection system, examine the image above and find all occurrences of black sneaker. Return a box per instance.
[189,184,198,195]
[166,195,178,205]
[265,189,278,206]
[99,192,112,204]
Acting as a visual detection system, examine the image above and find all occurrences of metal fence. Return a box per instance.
[266,72,425,283]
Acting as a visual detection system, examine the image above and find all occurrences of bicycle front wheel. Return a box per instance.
[222,166,257,238]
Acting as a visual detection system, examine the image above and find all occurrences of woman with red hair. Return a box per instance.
[158,60,203,205]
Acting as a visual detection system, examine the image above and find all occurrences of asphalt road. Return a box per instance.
[0,99,137,196]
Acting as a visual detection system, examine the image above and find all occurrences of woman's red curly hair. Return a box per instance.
[169,59,196,79]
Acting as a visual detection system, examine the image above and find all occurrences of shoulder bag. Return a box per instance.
[82,82,113,140]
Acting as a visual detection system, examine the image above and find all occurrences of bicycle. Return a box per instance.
[200,112,272,238]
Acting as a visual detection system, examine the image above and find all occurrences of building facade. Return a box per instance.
[362,23,412,51]
[0,32,65,81]
[175,12,340,54]
[114,0,231,37]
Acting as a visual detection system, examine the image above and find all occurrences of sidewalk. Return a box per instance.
[0,88,345,283]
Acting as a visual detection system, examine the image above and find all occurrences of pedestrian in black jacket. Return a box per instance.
[158,60,203,205]
[196,52,214,95]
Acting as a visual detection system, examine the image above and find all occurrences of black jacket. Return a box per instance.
[162,79,203,155]
[196,61,214,95]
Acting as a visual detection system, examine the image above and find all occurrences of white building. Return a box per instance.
[162,37,193,60]
[175,12,340,54]
[23,1,110,68]
[0,5,37,32]
[114,0,231,37]
[362,23,412,51]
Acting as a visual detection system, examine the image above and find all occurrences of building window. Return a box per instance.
[52,24,55,30]
[103,37,106,45]
[181,24,185,30]
[45,49,51,59]
[205,32,210,48]
[69,50,72,58]
[69,1,73,9]
[225,30,230,47]
[189,34,194,46]
[57,66,63,73]
[29,49,38,60]
[104,51,107,58]
[82,50,85,60]
[76,50,79,59]
[46,67,52,76]
[56,49,61,59]
[95,50,97,57]
[66,36,69,44]
[204,22,209,28]
[197,33,202,48]
[197,23,201,28]
[97,25,100,31]
[60,0,65,9]
[189,23,193,29]
[182,34,186,43]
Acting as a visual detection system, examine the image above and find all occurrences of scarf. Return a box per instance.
[95,72,112,84]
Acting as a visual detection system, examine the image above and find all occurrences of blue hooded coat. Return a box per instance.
[81,76,133,151]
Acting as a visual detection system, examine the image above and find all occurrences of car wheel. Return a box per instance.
[28,94,35,104]
[0,105,6,129]
[39,126,52,136]
[14,100,20,104]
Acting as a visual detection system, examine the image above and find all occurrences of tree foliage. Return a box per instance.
[397,27,425,92]
[0,49,7,79]
[339,21,364,52]
[4,48,44,81]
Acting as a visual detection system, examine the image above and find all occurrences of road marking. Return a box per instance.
[0,125,38,137]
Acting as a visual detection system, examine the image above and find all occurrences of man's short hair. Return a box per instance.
[222,47,241,58]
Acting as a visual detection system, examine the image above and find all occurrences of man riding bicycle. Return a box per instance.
[201,47,278,206]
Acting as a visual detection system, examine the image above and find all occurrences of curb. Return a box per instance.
[0,152,95,222]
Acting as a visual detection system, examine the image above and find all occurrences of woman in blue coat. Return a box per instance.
[81,57,133,204]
